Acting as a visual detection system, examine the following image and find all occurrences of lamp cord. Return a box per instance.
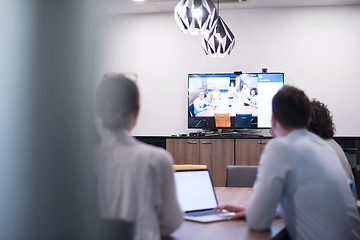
[217,0,220,15]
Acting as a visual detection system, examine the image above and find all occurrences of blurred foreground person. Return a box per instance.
[94,74,183,240]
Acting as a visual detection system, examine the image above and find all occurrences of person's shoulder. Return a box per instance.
[266,137,289,150]
[305,131,335,150]
[262,137,292,158]
[325,138,345,158]
[259,137,297,169]
[263,136,299,159]
[134,139,173,163]
[325,138,341,150]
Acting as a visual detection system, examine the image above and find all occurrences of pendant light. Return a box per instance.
[174,0,217,35]
[201,0,235,57]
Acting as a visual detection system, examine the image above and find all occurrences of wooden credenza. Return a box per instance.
[166,137,270,187]
[136,136,360,192]
[166,138,234,187]
[235,138,270,165]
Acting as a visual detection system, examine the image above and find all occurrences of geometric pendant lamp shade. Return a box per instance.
[201,16,235,57]
[174,0,217,35]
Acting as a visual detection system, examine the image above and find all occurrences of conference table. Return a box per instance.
[166,187,286,240]
[195,97,258,117]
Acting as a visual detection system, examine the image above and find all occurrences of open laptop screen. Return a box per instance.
[174,170,218,212]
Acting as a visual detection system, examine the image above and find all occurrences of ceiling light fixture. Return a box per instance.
[201,0,235,57]
[174,0,217,35]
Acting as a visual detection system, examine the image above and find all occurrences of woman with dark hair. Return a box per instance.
[248,88,258,107]
[308,99,357,199]
[94,74,183,240]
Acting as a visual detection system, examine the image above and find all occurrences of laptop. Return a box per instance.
[174,169,235,223]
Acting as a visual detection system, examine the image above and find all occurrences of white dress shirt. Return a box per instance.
[228,86,237,98]
[94,128,183,240]
[193,97,209,115]
[240,87,250,99]
[249,95,257,106]
[246,129,360,240]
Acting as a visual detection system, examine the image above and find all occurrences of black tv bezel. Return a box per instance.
[187,72,284,130]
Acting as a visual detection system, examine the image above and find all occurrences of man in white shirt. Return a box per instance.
[228,82,237,98]
[193,89,210,115]
[217,86,360,240]
[239,83,250,99]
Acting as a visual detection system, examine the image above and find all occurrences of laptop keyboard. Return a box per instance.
[184,209,236,222]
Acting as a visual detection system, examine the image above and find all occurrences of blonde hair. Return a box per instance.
[95,74,139,131]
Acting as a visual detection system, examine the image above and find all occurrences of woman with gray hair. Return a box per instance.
[94,74,183,240]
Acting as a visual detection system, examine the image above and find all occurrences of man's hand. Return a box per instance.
[215,204,246,220]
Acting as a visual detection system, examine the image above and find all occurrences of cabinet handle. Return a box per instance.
[201,142,213,144]
[187,141,198,144]
[257,141,267,144]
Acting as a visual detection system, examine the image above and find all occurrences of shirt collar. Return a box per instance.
[285,128,308,138]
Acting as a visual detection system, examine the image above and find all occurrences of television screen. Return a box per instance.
[188,72,284,129]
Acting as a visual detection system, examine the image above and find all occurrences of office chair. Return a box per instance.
[235,114,252,128]
[226,165,258,187]
[173,165,207,171]
[189,103,195,117]
[207,92,213,101]
[214,113,231,128]
[98,218,134,240]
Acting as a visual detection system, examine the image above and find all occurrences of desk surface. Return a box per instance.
[167,187,285,240]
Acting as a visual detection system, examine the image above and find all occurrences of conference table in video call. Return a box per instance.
[166,187,286,240]
[195,96,258,117]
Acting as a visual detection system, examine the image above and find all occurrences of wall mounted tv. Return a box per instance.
[188,72,284,129]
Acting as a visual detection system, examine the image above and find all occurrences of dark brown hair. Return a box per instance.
[272,85,310,129]
[95,74,139,131]
[250,88,257,95]
[308,100,335,139]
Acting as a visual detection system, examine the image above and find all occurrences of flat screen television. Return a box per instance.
[188,72,284,129]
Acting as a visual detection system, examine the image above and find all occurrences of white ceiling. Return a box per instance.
[101,0,360,14]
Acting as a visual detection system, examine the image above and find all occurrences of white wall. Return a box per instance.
[97,5,360,136]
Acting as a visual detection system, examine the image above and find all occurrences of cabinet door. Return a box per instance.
[235,139,270,165]
[199,139,234,187]
[166,139,200,165]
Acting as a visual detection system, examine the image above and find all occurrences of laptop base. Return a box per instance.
[184,210,235,223]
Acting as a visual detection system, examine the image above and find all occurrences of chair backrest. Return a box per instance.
[98,219,134,240]
[214,113,231,128]
[226,165,258,187]
[235,114,252,128]
[189,103,195,117]
[173,164,207,171]
[207,92,213,101]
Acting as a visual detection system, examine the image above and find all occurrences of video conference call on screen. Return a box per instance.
[188,72,284,129]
